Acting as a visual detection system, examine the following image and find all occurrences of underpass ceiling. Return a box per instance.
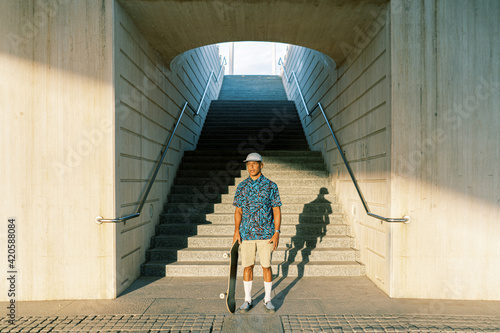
[117,0,388,68]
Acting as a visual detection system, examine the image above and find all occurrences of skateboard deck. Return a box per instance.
[220,240,239,313]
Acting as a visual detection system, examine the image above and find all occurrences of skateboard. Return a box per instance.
[219,240,239,313]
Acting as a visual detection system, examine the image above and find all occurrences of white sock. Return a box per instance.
[264,281,273,303]
[244,280,252,303]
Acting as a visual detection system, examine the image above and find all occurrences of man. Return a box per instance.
[233,152,282,313]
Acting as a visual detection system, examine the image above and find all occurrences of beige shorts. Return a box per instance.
[240,239,274,268]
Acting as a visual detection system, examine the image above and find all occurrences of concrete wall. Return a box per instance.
[284,0,500,300]
[282,6,393,294]
[0,0,116,300]
[0,0,223,301]
[390,0,500,300]
[113,2,223,296]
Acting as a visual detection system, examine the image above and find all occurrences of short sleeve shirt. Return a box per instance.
[233,175,282,241]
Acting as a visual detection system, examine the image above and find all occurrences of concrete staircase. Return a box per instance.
[196,100,309,150]
[217,75,288,100]
[141,75,364,277]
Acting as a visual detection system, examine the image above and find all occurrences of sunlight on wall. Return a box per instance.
[1,50,116,301]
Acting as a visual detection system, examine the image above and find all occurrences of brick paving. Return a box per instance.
[0,314,224,333]
[281,314,500,332]
[3,278,500,332]
[2,314,500,332]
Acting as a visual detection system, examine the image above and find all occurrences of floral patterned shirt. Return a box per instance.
[233,175,282,241]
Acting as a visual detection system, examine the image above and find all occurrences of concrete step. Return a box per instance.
[204,112,298,118]
[200,128,302,135]
[173,177,235,186]
[147,247,359,262]
[205,103,297,109]
[172,172,328,181]
[196,139,309,148]
[170,185,335,195]
[205,108,298,114]
[196,143,308,149]
[217,92,288,99]
[198,125,303,131]
[204,114,300,120]
[199,119,302,129]
[175,169,328,178]
[196,145,311,151]
[209,101,294,105]
[208,102,295,107]
[155,223,349,237]
[211,99,294,104]
[178,161,326,171]
[197,137,307,145]
[175,169,242,178]
[173,177,329,187]
[142,260,365,277]
[167,186,332,202]
[209,102,295,107]
[221,189,332,200]
[217,90,288,98]
[160,213,346,225]
[217,94,289,101]
[181,155,324,164]
[230,175,330,183]
[211,99,293,105]
[168,193,336,204]
[165,202,343,214]
[183,150,320,157]
[198,132,306,139]
[206,110,296,115]
[151,235,355,249]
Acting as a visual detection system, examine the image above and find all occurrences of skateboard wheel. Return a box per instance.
[219,293,225,299]
[222,253,229,259]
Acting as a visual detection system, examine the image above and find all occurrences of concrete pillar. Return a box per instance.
[0,0,116,301]
[389,0,500,300]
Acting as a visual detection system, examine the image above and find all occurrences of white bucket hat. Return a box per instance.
[243,152,262,163]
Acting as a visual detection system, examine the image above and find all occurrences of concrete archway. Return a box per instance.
[118,0,388,67]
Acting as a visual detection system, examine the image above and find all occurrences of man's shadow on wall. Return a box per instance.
[265,187,333,309]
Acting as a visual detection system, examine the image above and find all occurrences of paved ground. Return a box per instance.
[2,276,500,332]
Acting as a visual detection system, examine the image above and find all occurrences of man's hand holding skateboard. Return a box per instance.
[234,207,242,245]
[233,231,241,245]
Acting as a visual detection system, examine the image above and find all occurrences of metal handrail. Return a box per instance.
[278,58,410,224]
[197,57,227,114]
[278,58,308,115]
[96,57,226,225]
